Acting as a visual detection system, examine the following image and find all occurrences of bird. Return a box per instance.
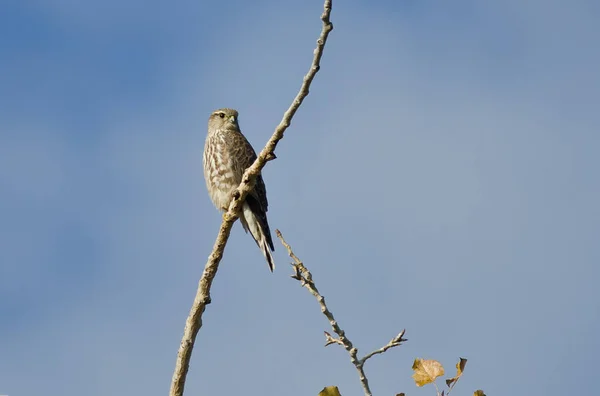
[203,108,275,271]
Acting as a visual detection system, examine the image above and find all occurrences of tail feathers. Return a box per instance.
[261,241,275,272]
[240,201,275,271]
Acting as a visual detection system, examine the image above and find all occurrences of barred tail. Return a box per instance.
[239,199,275,271]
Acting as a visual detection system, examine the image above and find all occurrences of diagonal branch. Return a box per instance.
[276,229,407,396]
[169,2,333,396]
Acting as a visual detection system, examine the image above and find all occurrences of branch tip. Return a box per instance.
[278,228,407,396]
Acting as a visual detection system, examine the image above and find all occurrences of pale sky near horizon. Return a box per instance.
[1,1,599,395]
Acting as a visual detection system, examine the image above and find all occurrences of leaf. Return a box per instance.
[318,386,342,396]
[412,358,445,387]
[445,357,467,387]
[473,390,486,396]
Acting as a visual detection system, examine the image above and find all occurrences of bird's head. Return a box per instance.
[208,108,239,132]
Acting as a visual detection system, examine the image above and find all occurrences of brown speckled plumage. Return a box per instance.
[203,108,275,271]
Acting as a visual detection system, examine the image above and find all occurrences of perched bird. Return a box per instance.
[203,108,275,271]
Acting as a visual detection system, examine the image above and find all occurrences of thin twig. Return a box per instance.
[360,329,406,364]
[433,381,441,396]
[169,2,333,396]
[276,229,406,396]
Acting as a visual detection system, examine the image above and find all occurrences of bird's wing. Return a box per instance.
[232,132,269,211]
[233,131,275,252]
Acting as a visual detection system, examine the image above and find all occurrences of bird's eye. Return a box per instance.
[218,113,225,118]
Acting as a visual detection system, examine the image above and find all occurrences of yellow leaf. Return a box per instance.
[318,386,342,396]
[445,357,467,387]
[412,358,445,387]
[473,390,486,396]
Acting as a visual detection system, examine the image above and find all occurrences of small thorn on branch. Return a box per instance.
[290,266,302,281]
[392,329,407,344]
[324,331,344,347]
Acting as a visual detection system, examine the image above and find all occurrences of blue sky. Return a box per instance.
[1,0,599,395]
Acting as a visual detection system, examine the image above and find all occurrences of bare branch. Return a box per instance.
[360,329,407,364]
[169,2,333,396]
[278,230,407,395]
[277,229,406,396]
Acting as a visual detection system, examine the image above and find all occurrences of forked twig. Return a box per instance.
[276,229,407,396]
